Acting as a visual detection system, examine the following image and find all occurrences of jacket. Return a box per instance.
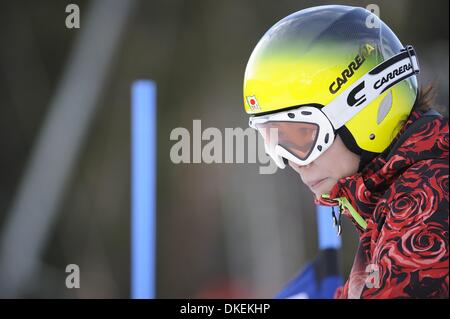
[316,109,449,298]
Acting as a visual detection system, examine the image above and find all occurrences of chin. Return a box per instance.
[313,180,335,198]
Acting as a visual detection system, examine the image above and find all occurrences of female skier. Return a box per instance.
[243,5,448,298]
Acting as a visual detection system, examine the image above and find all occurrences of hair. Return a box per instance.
[413,84,437,113]
[388,84,439,146]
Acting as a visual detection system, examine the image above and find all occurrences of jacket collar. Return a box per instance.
[315,109,448,228]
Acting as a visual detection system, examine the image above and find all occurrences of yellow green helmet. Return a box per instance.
[243,5,418,154]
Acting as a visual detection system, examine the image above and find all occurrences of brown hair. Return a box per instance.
[389,84,440,145]
[413,84,437,113]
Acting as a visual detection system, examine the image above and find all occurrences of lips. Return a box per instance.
[308,178,327,189]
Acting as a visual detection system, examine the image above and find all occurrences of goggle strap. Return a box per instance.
[322,45,419,130]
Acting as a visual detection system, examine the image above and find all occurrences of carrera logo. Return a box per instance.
[347,81,366,107]
[329,44,375,95]
[373,63,412,89]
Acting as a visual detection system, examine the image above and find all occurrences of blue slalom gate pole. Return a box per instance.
[274,205,343,299]
[316,205,341,250]
[131,80,157,299]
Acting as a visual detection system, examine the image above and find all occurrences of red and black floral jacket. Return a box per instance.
[317,109,449,298]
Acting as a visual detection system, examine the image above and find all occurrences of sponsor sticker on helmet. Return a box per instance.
[246,96,261,111]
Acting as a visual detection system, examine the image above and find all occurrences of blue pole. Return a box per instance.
[316,205,341,250]
[131,80,157,299]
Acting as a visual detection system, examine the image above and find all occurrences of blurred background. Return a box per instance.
[0,0,448,298]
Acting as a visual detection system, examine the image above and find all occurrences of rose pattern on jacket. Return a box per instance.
[316,109,449,298]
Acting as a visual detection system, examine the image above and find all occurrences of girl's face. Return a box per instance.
[288,135,360,199]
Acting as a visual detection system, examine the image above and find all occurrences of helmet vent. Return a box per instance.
[377,90,393,124]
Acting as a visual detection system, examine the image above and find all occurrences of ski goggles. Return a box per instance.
[249,45,419,169]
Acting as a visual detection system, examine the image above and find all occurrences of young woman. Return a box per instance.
[243,5,448,298]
